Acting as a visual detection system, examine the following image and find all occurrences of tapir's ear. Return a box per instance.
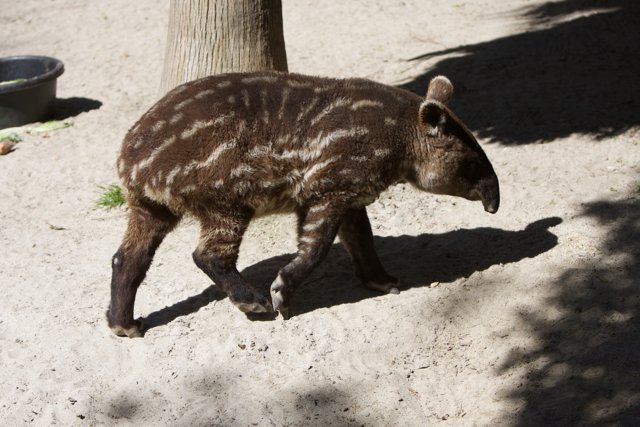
[426,75,454,105]
[418,100,446,137]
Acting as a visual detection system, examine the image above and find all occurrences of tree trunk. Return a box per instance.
[160,0,288,95]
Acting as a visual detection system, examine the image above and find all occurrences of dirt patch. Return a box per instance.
[1,0,638,425]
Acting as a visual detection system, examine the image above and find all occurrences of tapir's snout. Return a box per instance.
[477,174,500,214]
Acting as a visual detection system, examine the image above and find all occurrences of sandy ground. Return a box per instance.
[1,0,639,425]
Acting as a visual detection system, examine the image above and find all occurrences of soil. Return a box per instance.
[1,0,639,425]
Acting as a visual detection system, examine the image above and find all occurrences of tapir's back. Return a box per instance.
[117,71,419,213]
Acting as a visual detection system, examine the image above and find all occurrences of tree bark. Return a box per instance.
[160,0,288,95]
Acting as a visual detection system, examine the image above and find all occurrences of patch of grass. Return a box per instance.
[97,184,126,210]
[0,119,72,141]
[0,132,21,143]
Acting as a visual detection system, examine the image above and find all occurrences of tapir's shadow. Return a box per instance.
[245,217,562,316]
[143,217,561,328]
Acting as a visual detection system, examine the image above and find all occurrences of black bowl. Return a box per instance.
[0,55,65,129]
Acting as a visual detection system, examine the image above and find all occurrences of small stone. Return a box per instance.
[238,343,246,350]
[0,140,16,155]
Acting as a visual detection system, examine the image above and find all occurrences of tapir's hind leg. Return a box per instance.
[338,207,399,294]
[192,209,273,314]
[107,197,180,338]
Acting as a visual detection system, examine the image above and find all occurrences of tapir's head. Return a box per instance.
[408,76,500,213]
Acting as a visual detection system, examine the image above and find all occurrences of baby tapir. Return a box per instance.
[108,71,499,337]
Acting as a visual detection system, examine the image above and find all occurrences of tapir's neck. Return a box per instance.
[399,105,428,186]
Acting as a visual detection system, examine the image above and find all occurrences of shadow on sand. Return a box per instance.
[53,97,102,120]
[401,0,640,145]
[498,195,640,425]
[142,217,561,329]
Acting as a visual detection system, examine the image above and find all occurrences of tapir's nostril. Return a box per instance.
[481,190,499,214]
[484,203,498,214]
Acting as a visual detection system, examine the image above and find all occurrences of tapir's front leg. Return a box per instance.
[270,202,342,318]
[338,207,399,293]
[108,199,180,338]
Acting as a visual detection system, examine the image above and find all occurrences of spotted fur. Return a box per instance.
[107,71,500,336]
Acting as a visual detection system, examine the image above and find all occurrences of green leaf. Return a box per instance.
[0,132,21,143]
[0,119,73,137]
[28,119,73,133]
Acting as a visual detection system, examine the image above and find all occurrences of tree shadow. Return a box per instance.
[105,394,142,421]
[53,97,102,120]
[173,373,366,425]
[278,386,369,426]
[400,0,640,144]
[498,194,640,425]
[244,217,562,317]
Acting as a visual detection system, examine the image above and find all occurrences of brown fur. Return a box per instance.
[107,71,499,336]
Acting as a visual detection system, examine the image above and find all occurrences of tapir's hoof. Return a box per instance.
[232,298,273,314]
[228,283,274,314]
[110,318,144,338]
[279,307,290,320]
[271,288,290,319]
[365,281,401,294]
[270,275,290,319]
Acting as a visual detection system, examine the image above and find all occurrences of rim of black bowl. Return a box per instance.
[0,55,65,94]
